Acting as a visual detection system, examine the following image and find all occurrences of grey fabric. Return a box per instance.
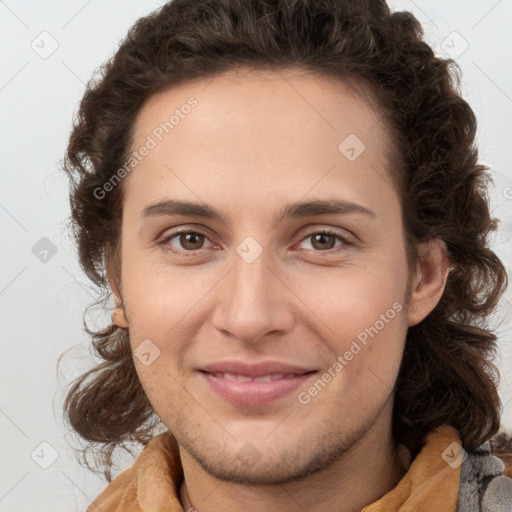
[458,440,512,512]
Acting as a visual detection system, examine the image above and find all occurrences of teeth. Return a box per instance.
[212,372,297,382]
[253,375,272,382]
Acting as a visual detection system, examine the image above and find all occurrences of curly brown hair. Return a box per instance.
[60,0,509,480]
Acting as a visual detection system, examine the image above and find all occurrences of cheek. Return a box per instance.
[295,262,407,340]
[291,264,408,398]
[132,358,189,425]
[119,239,208,335]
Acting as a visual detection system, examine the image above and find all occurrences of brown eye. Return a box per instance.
[179,232,205,250]
[310,233,336,250]
[298,229,352,253]
[160,230,214,254]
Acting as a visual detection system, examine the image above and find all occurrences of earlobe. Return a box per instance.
[407,238,451,327]
[112,306,128,329]
[106,261,128,329]
[110,282,128,329]
[109,286,128,329]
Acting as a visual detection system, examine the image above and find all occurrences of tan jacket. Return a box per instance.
[86,424,512,512]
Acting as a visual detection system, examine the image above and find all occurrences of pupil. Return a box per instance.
[314,233,333,250]
[182,233,202,249]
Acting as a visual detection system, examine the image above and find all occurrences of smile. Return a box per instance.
[210,372,303,382]
[199,370,317,406]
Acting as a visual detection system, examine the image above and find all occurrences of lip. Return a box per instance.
[200,360,314,377]
[198,360,317,406]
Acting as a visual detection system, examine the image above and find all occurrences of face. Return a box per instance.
[111,67,420,485]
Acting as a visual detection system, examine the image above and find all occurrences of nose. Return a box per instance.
[211,249,294,344]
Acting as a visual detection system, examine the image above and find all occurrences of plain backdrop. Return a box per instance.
[1,1,511,510]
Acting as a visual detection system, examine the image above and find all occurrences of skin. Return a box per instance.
[109,67,450,512]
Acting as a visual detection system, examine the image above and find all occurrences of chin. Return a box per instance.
[180,430,357,486]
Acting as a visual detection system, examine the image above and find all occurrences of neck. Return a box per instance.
[179,420,409,512]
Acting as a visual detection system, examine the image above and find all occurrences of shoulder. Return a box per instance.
[458,438,512,512]
[86,432,183,512]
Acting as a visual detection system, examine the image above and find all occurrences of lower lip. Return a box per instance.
[199,371,317,406]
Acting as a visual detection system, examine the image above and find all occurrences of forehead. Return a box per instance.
[131,66,389,156]
[124,67,399,220]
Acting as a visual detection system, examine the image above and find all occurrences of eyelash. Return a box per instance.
[157,228,354,256]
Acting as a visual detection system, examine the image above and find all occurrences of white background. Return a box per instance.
[1,1,511,510]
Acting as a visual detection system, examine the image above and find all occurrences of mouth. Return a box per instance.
[198,368,318,406]
[203,371,307,382]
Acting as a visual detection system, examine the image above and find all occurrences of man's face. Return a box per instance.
[114,68,414,484]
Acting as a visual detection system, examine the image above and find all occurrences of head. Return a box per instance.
[61,0,508,481]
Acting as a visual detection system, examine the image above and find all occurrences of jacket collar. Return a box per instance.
[88,424,464,512]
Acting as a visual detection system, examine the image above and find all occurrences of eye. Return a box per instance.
[158,229,214,255]
[297,229,353,252]
[157,227,354,257]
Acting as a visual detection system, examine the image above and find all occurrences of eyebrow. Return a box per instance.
[140,198,376,224]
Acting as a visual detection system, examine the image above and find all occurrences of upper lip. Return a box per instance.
[199,360,315,377]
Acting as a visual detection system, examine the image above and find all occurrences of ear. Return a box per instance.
[106,252,128,330]
[407,238,451,327]
[111,298,128,330]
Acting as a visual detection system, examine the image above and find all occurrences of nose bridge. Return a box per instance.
[231,248,269,304]
[212,244,292,342]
